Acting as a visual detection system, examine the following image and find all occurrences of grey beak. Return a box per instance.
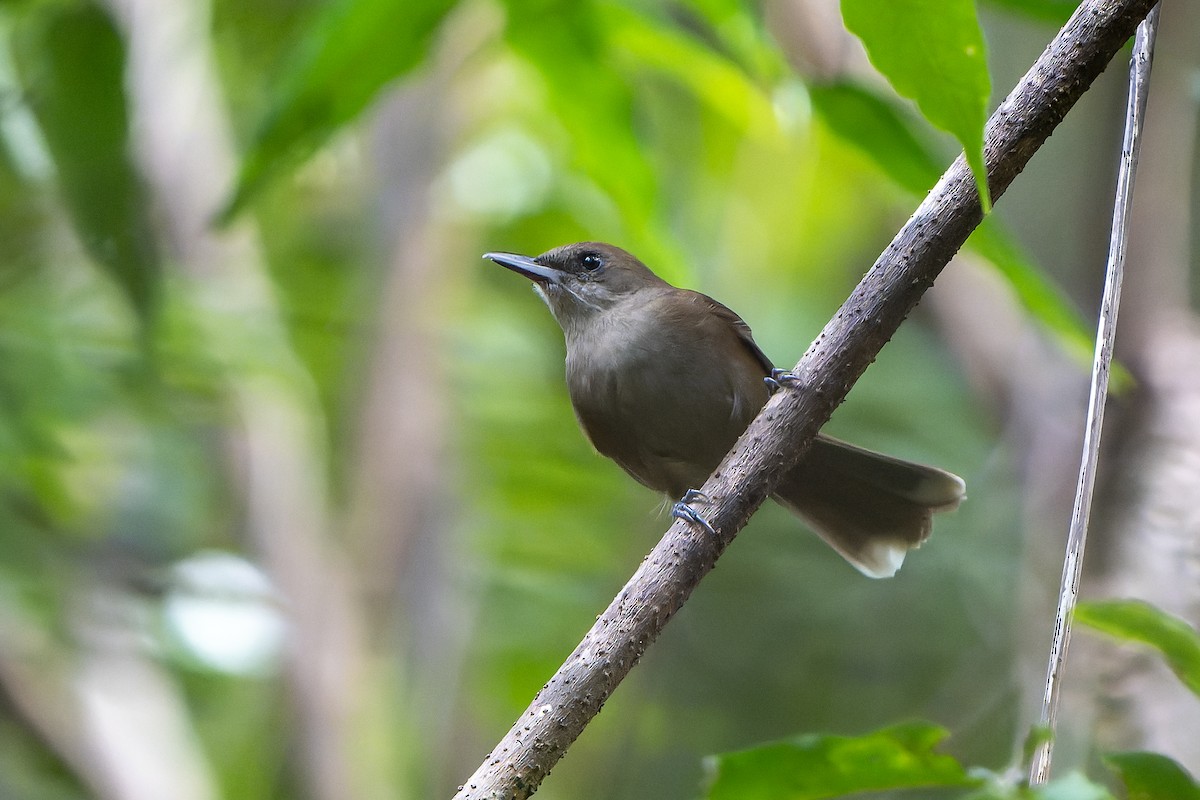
[484,252,564,285]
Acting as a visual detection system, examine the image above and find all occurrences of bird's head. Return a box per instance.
[484,242,668,335]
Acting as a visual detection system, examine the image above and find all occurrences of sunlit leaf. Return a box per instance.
[14,3,160,320]
[603,4,779,141]
[703,721,978,799]
[675,0,788,83]
[221,0,457,220]
[841,0,991,210]
[1105,752,1200,800]
[1076,600,1200,699]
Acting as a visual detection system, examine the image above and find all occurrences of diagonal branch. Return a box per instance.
[453,1,1159,797]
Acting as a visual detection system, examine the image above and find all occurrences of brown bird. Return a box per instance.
[485,242,965,577]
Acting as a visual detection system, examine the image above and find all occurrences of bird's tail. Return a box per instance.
[771,434,965,578]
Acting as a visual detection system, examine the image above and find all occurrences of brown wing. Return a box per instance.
[690,292,775,376]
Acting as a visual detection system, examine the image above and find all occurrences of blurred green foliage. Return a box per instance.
[1103,752,1200,800]
[702,600,1200,798]
[705,721,978,799]
[842,0,992,208]
[220,0,459,220]
[0,0,1171,799]
[1076,600,1200,701]
[12,2,160,319]
[983,0,1081,23]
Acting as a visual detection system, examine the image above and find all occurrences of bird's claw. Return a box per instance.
[764,368,801,395]
[672,490,716,536]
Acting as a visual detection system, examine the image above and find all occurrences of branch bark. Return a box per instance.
[453,1,1159,797]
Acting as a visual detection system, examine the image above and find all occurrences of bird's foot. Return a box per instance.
[672,489,716,536]
[764,368,801,395]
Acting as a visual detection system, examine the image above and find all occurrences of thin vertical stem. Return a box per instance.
[1028,3,1161,784]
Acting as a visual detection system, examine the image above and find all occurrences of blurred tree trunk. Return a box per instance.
[1082,0,1200,767]
[0,589,221,800]
[349,8,505,793]
[103,0,376,798]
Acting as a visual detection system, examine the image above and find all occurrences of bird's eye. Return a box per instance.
[580,253,604,272]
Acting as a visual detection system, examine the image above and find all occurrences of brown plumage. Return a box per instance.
[485,242,964,577]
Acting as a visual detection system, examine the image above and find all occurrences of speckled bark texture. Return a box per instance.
[452,1,1160,797]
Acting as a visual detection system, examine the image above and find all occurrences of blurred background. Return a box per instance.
[0,0,1197,798]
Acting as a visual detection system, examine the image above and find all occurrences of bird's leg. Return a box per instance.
[672,489,716,536]
[763,368,802,395]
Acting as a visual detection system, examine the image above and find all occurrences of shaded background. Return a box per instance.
[0,0,1197,798]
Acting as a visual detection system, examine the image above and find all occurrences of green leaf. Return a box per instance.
[1105,752,1200,800]
[841,0,991,210]
[1076,600,1200,699]
[602,4,779,141]
[808,81,945,195]
[14,2,160,320]
[703,720,979,800]
[221,0,457,220]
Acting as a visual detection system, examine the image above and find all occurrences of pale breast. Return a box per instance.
[563,293,768,497]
